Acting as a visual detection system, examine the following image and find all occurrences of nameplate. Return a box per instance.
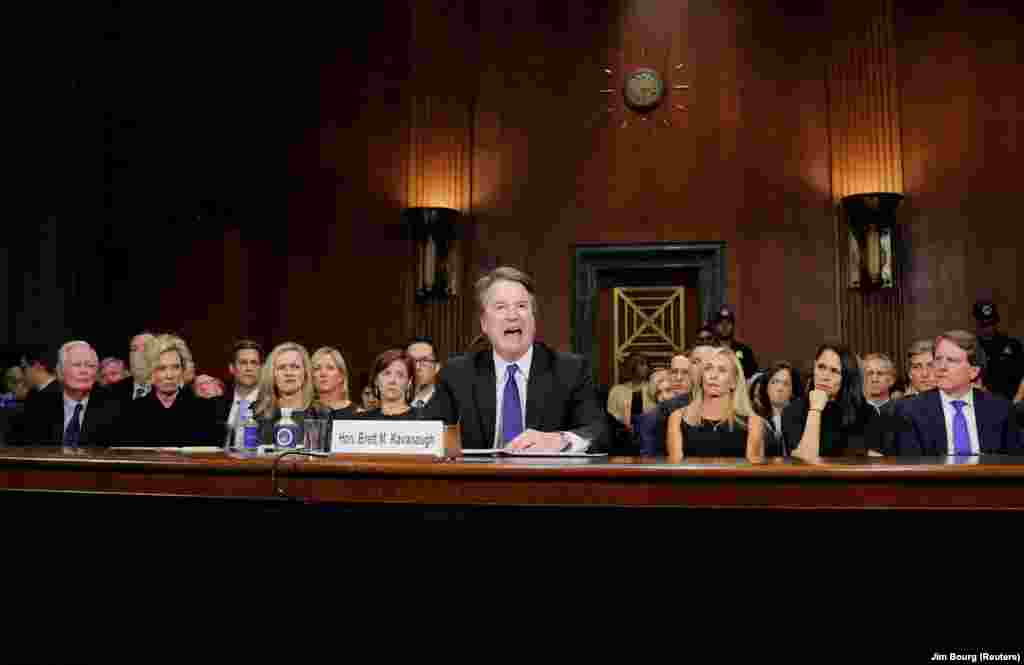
[330,420,446,457]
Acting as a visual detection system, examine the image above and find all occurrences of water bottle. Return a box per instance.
[273,408,301,450]
[233,399,249,448]
[241,402,260,453]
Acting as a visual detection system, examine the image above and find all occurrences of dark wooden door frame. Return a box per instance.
[572,242,727,377]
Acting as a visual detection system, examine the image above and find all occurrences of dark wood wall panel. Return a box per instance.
[898,1,1024,345]
[827,0,906,361]
[29,0,1017,388]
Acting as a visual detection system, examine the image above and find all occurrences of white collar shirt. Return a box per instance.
[63,393,90,432]
[939,388,980,455]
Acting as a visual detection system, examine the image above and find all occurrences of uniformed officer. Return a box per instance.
[713,304,758,379]
[973,300,1024,401]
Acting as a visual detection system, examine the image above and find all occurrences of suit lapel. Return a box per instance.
[972,389,994,453]
[51,394,65,442]
[473,352,497,447]
[924,391,948,455]
[525,344,553,430]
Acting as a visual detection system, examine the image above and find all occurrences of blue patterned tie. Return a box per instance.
[952,400,971,455]
[501,364,523,446]
[64,403,83,447]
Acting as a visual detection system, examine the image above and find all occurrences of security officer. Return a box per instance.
[973,300,1024,401]
[713,304,758,379]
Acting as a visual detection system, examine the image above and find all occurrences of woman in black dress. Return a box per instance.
[666,347,765,461]
[358,349,417,420]
[783,343,873,457]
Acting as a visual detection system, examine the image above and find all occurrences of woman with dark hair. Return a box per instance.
[358,349,416,420]
[753,362,804,456]
[607,353,653,426]
[783,343,874,457]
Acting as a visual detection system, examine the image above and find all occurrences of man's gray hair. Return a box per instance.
[56,341,97,381]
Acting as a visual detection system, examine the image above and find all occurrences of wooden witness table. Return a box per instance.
[2,446,1024,510]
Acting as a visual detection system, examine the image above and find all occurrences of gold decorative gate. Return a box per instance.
[612,287,686,385]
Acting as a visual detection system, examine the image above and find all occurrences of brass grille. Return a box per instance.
[612,287,686,384]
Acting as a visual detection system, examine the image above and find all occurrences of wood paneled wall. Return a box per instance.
[402,0,479,360]
[827,0,906,360]
[64,0,1022,390]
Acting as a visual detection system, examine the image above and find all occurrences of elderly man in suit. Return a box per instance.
[425,266,608,452]
[893,330,1021,456]
[16,341,122,446]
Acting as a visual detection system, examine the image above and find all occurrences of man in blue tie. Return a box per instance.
[425,266,608,452]
[893,330,1021,456]
[16,341,123,446]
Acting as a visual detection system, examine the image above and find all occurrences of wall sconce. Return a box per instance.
[841,192,903,290]
[404,207,461,303]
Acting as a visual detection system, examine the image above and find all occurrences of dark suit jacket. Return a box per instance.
[14,385,123,446]
[423,343,609,452]
[109,376,149,403]
[892,388,1022,456]
[864,397,915,456]
[651,395,690,457]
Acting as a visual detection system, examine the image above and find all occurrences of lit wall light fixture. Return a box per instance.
[841,192,903,290]
[404,206,461,303]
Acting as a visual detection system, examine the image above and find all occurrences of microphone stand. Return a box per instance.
[271,449,329,499]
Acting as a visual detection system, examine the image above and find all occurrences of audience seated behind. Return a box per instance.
[784,343,875,457]
[666,347,764,460]
[653,346,712,456]
[311,346,359,418]
[358,349,418,420]
[109,331,156,402]
[751,362,803,457]
[635,371,676,455]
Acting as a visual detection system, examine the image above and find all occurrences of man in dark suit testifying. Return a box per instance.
[425,266,608,452]
[894,330,1021,456]
[16,341,122,446]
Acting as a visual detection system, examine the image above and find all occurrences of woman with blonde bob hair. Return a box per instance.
[666,347,764,461]
[310,346,357,417]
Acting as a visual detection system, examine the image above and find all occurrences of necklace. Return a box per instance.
[700,417,725,431]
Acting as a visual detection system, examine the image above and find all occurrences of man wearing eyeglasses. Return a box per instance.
[893,330,1021,456]
[15,341,123,446]
[407,336,440,409]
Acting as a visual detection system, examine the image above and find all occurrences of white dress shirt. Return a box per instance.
[866,398,891,415]
[411,385,435,409]
[491,347,589,452]
[939,389,980,455]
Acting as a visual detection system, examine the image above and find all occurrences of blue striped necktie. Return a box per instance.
[64,403,83,447]
[501,364,523,446]
[952,400,971,455]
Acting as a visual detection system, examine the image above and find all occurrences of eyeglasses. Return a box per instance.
[413,358,437,366]
[696,335,714,343]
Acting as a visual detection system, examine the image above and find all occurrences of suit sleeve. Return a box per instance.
[565,357,610,453]
[891,401,926,456]
[421,367,459,425]
[1001,400,1023,454]
[780,399,805,456]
